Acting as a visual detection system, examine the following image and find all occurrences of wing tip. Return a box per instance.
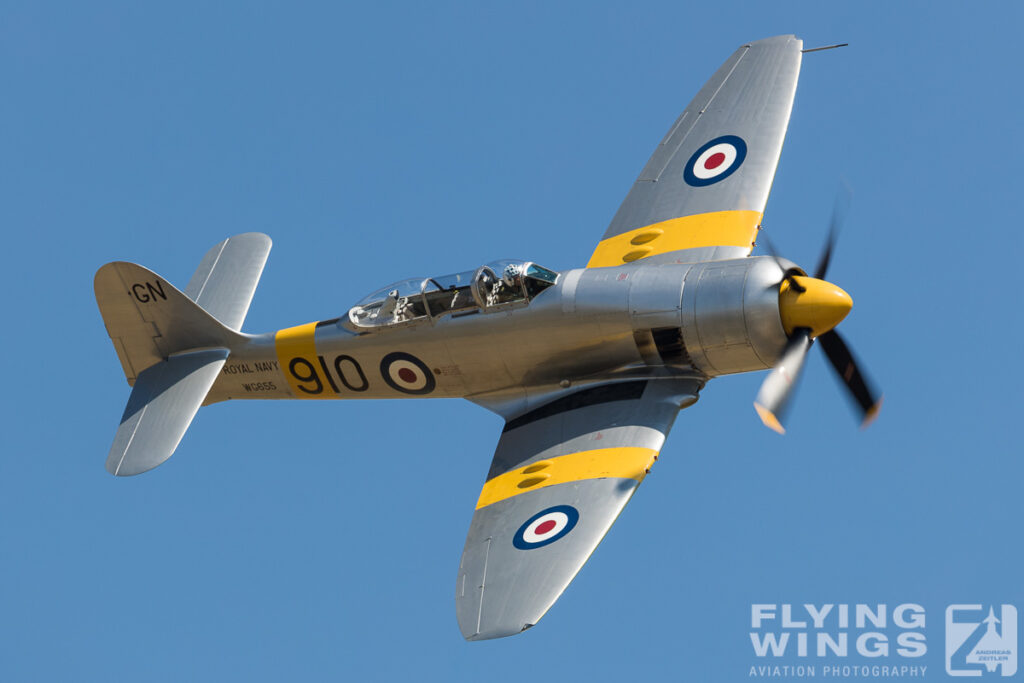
[462,622,535,642]
[744,34,801,48]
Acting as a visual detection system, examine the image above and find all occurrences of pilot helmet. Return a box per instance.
[502,263,520,287]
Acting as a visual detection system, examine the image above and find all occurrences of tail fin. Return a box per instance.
[95,233,271,383]
[95,233,272,475]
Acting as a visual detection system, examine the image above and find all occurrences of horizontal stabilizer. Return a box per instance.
[106,348,229,476]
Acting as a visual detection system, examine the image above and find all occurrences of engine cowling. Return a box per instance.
[678,256,792,377]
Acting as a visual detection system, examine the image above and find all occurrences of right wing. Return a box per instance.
[587,35,803,268]
[456,377,702,640]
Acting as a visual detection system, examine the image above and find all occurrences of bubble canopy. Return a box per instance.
[347,260,558,330]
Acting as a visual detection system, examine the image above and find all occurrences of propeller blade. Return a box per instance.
[812,227,836,281]
[818,329,882,427]
[812,182,852,280]
[753,329,812,434]
[760,233,806,293]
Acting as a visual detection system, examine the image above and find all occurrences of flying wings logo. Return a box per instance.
[744,603,1019,679]
[683,135,747,186]
[747,603,929,678]
[946,605,1018,677]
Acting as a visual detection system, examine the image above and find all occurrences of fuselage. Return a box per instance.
[206,256,794,406]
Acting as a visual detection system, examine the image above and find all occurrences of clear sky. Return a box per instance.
[2,2,1022,681]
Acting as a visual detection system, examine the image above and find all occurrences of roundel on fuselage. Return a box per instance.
[380,352,435,395]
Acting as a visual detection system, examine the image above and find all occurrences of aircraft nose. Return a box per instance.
[778,275,852,337]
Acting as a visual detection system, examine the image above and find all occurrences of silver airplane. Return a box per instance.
[95,35,879,640]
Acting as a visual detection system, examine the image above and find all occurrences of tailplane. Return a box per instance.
[106,348,230,475]
[95,233,272,475]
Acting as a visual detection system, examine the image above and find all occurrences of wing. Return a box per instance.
[587,35,803,268]
[456,377,702,640]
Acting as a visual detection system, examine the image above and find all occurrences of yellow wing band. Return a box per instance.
[586,210,762,268]
[475,446,658,510]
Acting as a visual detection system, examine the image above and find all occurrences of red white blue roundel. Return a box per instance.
[683,135,747,187]
[513,505,580,550]
[380,352,436,395]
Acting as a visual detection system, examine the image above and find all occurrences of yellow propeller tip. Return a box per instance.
[860,395,884,429]
[754,403,786,434]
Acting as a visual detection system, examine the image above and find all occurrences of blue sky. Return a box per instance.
[2,2,1022,681]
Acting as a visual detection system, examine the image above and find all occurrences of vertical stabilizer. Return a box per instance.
[95,233,271,383]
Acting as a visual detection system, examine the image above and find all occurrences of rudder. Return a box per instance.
[95,262,243,383]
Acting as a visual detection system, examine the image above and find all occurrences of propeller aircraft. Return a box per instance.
[95,34,880,640]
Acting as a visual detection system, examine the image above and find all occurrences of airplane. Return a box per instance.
[95,34,880,641]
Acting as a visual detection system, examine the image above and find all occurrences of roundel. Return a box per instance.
[512,505,580,550]
[380,352,436,395]
[683,135,747,187]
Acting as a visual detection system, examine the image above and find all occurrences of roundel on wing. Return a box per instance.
[683,135,747,187]
[512,505,580,550]
[380,352,436,395]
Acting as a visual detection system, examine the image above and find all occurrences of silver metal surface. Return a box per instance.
[95,34,824,641]
[628,263,689,332]
[457,478,640,640]
[680,256,791,376]
[106,348,229,476]
[456,378,702,640]
[96,262,244,383]
[206,256,794,401]
[184,232,271,332]
[753,329,811,430]
[600,35,802,248]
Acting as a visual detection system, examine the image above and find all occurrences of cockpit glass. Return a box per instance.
[524,263,558,296]
[349,278,429,327]
[422,270,478,319]
[347,260,558,330]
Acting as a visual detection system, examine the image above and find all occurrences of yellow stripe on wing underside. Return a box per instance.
[475,447,658,510]
[587,210,762,268]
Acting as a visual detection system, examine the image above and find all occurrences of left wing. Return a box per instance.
[457,378,702,640]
